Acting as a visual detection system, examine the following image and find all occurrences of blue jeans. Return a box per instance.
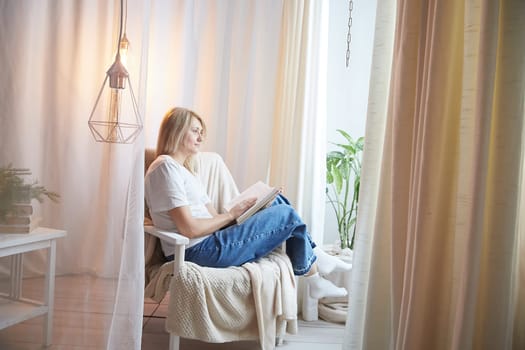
[179,194,317,275]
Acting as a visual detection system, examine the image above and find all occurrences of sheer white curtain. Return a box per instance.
[343,0,395,348]
[1,0,148,348]
[269,0,328,243]
[344,0,525,349]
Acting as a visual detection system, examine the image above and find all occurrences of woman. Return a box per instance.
[145,107,351,317]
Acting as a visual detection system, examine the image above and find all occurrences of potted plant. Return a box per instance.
[326,130,364,250]
[0,165,60,232]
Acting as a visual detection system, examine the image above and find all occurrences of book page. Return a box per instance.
[223,181,280,224]
[236,187,280,224]
[223,181,275,212]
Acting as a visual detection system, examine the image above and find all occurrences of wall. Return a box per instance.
[323,0,377,245]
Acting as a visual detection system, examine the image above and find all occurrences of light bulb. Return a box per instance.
[119,34,129,67]
[105,58,128,142]
[107,88,123,141]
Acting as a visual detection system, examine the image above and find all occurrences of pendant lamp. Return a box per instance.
[88,0,142,144]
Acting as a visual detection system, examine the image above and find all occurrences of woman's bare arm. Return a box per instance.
[168,198,256,239]
[206,203,219,217]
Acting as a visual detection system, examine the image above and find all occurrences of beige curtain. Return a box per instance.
[269,0,328,243]
[344,0,525,349]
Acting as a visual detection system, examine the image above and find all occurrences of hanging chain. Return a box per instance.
[346,0,354,68]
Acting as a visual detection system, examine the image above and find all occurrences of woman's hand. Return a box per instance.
[229,197,257,219]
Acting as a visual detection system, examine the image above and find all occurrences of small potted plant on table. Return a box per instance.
[0,165,60,233]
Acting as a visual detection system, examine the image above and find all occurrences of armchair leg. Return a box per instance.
[301,283,319,321]
[169,334,180,350]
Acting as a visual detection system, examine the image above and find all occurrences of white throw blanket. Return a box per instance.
[243,251,298,349]
[192,152,240,213]
[164,251,297,349]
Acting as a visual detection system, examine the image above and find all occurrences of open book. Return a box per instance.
[224,181,280,224]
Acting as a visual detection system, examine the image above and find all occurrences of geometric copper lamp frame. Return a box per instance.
[87,0,142,144]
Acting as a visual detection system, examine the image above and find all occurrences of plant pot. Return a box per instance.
[322,243,354,264]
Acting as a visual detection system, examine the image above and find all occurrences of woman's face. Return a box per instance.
[180,117,204,156]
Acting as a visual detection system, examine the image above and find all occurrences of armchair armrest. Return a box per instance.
[144,225,189,275]
[144,225,189,246]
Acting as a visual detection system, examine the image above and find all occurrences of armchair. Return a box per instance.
[144,150,297,350]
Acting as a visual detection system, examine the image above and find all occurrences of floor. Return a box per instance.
[0,274,346,349]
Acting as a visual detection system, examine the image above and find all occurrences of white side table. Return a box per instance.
[0,227,66,346]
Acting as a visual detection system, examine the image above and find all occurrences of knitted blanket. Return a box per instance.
[149,251,297,349]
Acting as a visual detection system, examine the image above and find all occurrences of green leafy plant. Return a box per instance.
[0,165,60,222]
[326,130,364,250]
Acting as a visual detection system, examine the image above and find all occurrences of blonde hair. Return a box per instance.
[156,107,206,171]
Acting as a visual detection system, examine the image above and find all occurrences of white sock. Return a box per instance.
[305,273,347,299]
[314,246,352,276]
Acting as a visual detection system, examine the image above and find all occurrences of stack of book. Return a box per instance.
[0,203,37,234]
